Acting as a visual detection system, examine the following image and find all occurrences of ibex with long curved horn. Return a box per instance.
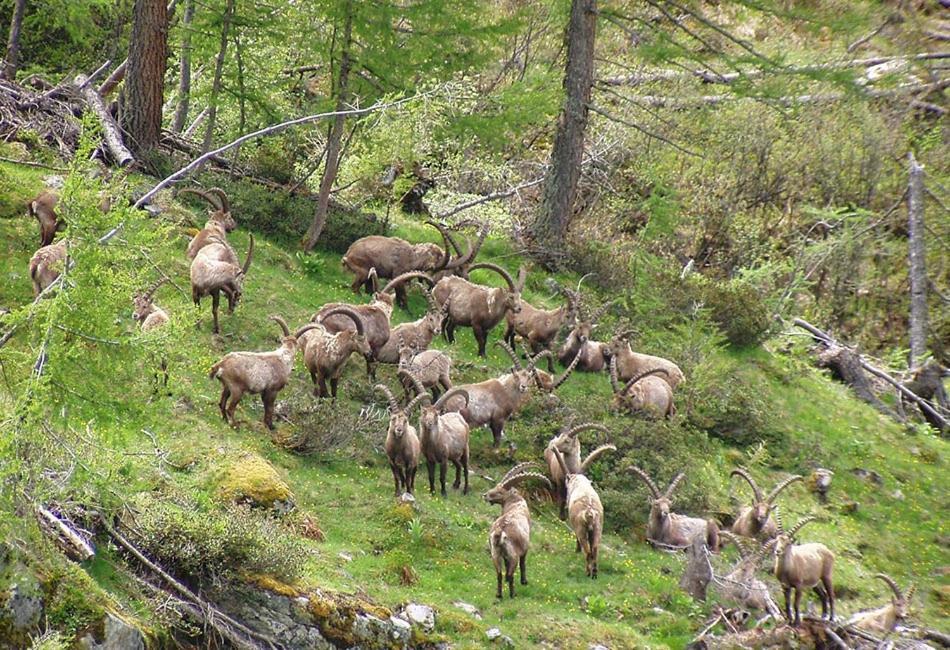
[628,466,720,551]
[375,291,449,364]
[484,462,552,598]
[544,422,613,520]
[610,358,674,418]
[299,307,371,398]
[604,330,684,388]
[431,220,490,282]
[190,233,254,333]
[179,188,237,260]
[375,383,424,496]
[551,446,612,578]
[701,532,782,617]
[766,510,835,626]
[504,276,578,371]
[556,296,614,372]
[410,380,472,496]
[729,468,803,541]
[847,573,915,634]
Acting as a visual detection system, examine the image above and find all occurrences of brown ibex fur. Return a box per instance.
[503,276,577,371]
[415,384,472,496]
[180,188,237,261]
[28,190,63,247]
[398,344,452,400]
[847,573,915,634]
[132,278,171,388]
[556,299,614,372]
[299,307,371,398]
[190,234,254,333]
[767,512,835,626]
[543,422,611,521]
[628,466,720,552]
[484,463,552,598]
[610,359,674,418]
[375,292,448,364]
[605,330,685,388]
[29,240,68,296]
[375,383,424,496]
[551,446,612,579]
[729,468,803,541]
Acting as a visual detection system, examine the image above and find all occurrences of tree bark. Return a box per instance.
[201,0,235,154]
[122,0,169,157]
[2,0,26,81]
[170,0,195,134]
[907,152,928,369]
[528,0,596,267]
[304,1,353,252]
[75,74,135,167]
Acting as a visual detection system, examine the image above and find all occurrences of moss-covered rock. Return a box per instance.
[214,453,295,511]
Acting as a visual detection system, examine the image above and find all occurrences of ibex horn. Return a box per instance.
[269,315,290,337]
[469,262,516,293]
[766,475,804,505]
[730,467,764,504]
[628,466,661,499]
[381,271,434,295]
[434,387,469,411]
[495,340,522,370]
[375,384,400,413]
[206,187,231,212]
[320,306,366,336]
[177,187,222,210]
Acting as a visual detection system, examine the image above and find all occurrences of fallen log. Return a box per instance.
[73,74,134,167]
[35,505,95,561]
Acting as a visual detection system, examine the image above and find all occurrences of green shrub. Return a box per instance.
[688,275,775,347]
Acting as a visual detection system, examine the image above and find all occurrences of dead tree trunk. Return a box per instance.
[2,0,26,81]
[304,0,353,252]
[201,0,234,155]
[122,0,169,157]
[170,0,195,134]
[75,74,135,167]
[907,152,928,369]
[527,0,596,268]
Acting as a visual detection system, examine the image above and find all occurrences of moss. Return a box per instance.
[39,561,108,639]
[214,453,294,508]
[248,574,300,598]
[306,590,398,648]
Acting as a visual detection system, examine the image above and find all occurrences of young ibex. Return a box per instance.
[209,315,318,429]
[433,262,524,357]
[179,188,237,260]
[415,385,472,496]
[299,307,371,398]
[556,300,614,372]
[766,511,835,626]
[190,234,254,333]
[604,330,685,388]
[375,383,424,496]
[504,279,577,371]
[610,358,674,418]
[375,292,448,364]
[729,467,803,541]
[132,278,171,388]
[27,190,63,247]
[628,466,720,552]
[398,344,452,400]
[847,573,915,634]
[314,271,434,379]
[543,422,613,521]
[484,462,553,598]
[551,446,612,578]
[28,240,69,296]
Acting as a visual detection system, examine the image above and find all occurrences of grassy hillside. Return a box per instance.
[0,155,947,648]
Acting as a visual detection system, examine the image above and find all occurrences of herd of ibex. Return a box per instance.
[22,185,918,635]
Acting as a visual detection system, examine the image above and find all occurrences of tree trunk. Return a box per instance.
[230,30,246,173]
[122,0,169,157]
[304,2,353,252]
[201,0,235,154]
[527,0,596,267]
[170,0,195,134]
[2,0,26,81]
[907,151,928,369]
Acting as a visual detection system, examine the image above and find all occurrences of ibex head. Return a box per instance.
[731,467,803,528]
[470,262,523,314]
[483,462,552,505]
[132,277,167,322]
[628,466,686,522]
[179,187,235,231]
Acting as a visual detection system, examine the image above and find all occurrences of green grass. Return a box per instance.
[0,154,947,647]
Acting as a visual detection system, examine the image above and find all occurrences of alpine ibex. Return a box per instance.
[375,292,448,364]
[416,386,472,496]
[847,573,915,634]
[628,466,720,552]
[27,190,63,247]
[29,240,68,296]
[604,330,685,388]
[179,188,237,260]
[209,316,318,429]
[299,307,371,398]
[766,511,835,626]
[431,219,490,282]
[504,278,577,371]
[433,262,523,357]
[375,383,424,496]
[543,422,613,520]
[132,277,171,388]
[610,358,674,418]
[190,234,254,334]
[551,446,611,578]
[699,532,781,617]
[484,462,552,598]
[556,300,614,372]
[729,468,803,541]
[398,345,452,400]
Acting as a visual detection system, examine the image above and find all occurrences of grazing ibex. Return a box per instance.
[28,240,68,296]
[847,573,915,634]
[27,190,63,247]
[375,292,448,364]
[543,422,612,521]
[604,330,685,388]
[484,462,552,598]
[179,188,237,260]
[766,512,835,626]
[504,279,577,371]
[415,385,472,496]
[433,262,523,357]
[190,234,254,333]
[375,383,424,496]
[299,307,371,398]
[551,446,611,578]
[729,468,803,541]
[398,344,452,400]
[610,358,674,418]
[556,300,614,372]
[209,316,318,429]
[628,466,720,552]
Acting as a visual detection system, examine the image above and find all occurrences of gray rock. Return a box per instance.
[452,600,482,620]
[399,492,416,505]
[338,551,353,563]
[399,603,435,632]
[78,613,145,650]
[590,645,610,650]
[486,627,503,641]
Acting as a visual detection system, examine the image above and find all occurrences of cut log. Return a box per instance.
[74,74,134,167]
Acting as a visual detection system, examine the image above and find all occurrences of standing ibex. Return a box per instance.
[610,358,674,418]
[27,190,63,247]
[767,511,835,626]
[604,330,685,388]
[190,234,254,334]
[415,385,472,496]
[847,573,915,634]
[729,468,803,541]
[132,278,171,388]
[299,307,371,398]
[375,383,424,496]
[375,292,448,364]
[628,466,720,552]
[504,279,577,371]
[179,188,237,260]
[551,446,612,578]
[484,462,552,598]
[433,262,523,357]
[29,240,68,296]
[398,344,453,400]
[556,300,614,372]
[209,316,318,429]
[543,422,613,520]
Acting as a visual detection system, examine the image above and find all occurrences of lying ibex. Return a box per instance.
[610,358,674,418]
[504,279,577,371]
[605,330,685,388]
[543,422,612,520]
[28,190,63,247]
[299,307,371,398]
[484,462,552,598]
[729,468,803,541]
[29,240,68,296]
[179,188,237,260]
[190,234,254,333]
[847,573,915,634]
[705,532,782,617]
[210,316,318,429]
[375,383,424,496]
[132,278,171,388]
[314,271,433,379]
[398,344,452,400]
[433,262,523,357]
[551,446,612,578]
[766,511,835,626]
[556,300,614,372]
[416,385,472,496]
[375,292,448,364]
[628,466,720,552]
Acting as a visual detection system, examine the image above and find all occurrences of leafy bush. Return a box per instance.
[687,275,775,347]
